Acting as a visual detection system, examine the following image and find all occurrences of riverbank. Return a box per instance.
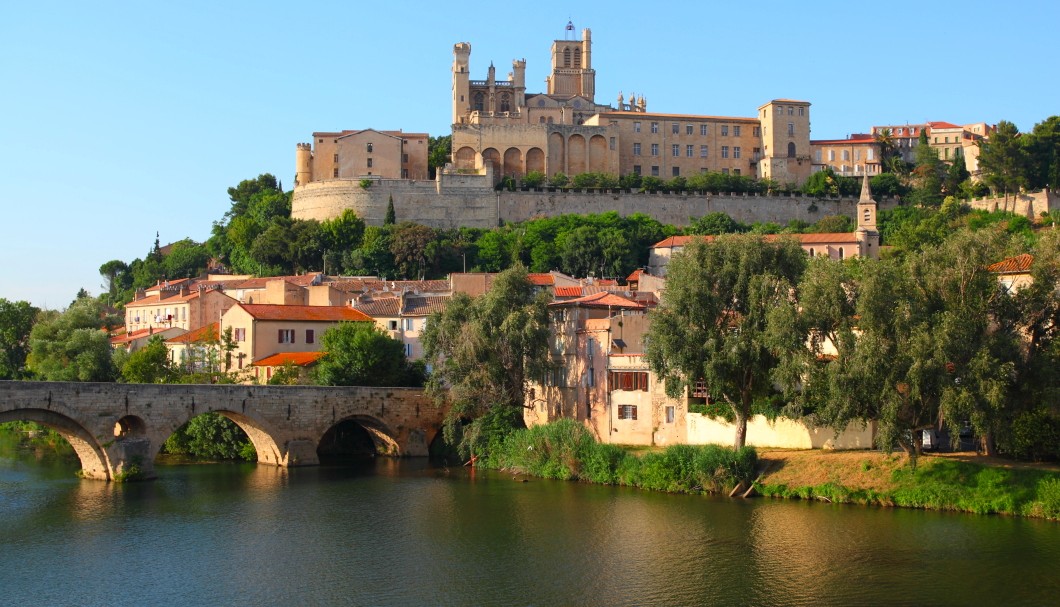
[755,449,1060,520]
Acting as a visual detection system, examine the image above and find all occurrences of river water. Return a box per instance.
[1,442,1058,607]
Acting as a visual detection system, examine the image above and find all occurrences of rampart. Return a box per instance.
[292,176,901,229]
[965,189,1056,218]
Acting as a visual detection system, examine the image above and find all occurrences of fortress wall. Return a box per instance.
[292,179,899,229]
[965,190,1056,218]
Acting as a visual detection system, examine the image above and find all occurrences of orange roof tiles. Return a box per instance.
[928,121,961,129]
[403,296,450,316]
[988,253,1034,274]
[527,273,555,286]
[252,351,325,367]
[554,286,584,298]
[237,304,373,322]
[166,322,220,344]
[626,269,643,282]
[549,291,646,310]
[651,232,859,248]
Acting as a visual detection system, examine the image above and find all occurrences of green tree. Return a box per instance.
[315,321,423,387]
[978,120,1028,200]
[911,130,944,206]
[162,413,256,461]
[810,215,855,233]
[427,134,452,179]
[944,148,970,198]
[162,239,211,279]
[27,297,117,382]
[385,195,397,225]
[687,212,745,236]
[390,223,436,279]
[422,265,552,456]
[1024,115,1060,191]
[645,235,807,448]
[121,335,175,384]
[521,170,546,189]
[0,299,39,379]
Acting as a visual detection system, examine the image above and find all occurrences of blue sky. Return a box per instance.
[2,0,1057,308]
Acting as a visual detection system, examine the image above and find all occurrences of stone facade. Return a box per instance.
[0,381,446,481]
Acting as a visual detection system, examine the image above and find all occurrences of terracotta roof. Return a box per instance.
[328,279,450,294]
[810,136,876,145]
[166,322,220,344]
[236,304,373,322]
[554,286,584,298]
[527,273,555,286]
[626,269,643,282]
[651,233,859,248]
[596,279,618,286]
[127,289,204,307]
[110,327,183,345]
[252,351,325,367]
[352,297,401,318]
[595,111,759,123]
[403,296,450,316]
[928,121,961,130]
[988,253,1034,274]
[548,291,646,310]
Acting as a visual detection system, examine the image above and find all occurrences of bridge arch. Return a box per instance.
[152,408,288,467]
[0,408,111,480]
[318,415,401,460]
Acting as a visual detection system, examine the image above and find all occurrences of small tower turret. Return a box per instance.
[856,173,880,258]
[452,42,471,124]
[295,143,312,187]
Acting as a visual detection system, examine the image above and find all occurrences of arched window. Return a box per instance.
[539,116,546,123]
[563,48,571,67]
[787,142,796,158]
[809,248,815,257]
[499,93,511,113]
[473,92,484,112]
[864,208,871,222]
[838,247,845,260]
[573,49,581,68]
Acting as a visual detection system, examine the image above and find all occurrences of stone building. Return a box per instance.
[295,129,429,185]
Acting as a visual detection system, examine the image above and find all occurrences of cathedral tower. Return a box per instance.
[546,25,595,100]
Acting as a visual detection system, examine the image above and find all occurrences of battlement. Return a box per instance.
[296,142,312,151]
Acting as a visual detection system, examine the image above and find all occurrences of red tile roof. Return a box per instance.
[928,121,961,130]
[651,232,859,248]
[403,296,450,316]
[110,327,182,345]
[252,351,325,367]
[237,304,373,322]
[626,269,643,282]
[527,273,555,286]
[554,286,584,297]
[352,297,401,318]
[166,322,220,344]
[549,291,646,310]
[987,253,1034,274]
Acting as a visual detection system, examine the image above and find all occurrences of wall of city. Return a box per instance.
[965,189,1057,218]
[292,176,900,229]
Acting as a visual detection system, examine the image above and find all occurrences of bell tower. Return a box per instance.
[546,23,595,101]
[855,173,880,258]
[452,42,471,125]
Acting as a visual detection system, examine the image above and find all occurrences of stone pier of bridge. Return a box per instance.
[0,381,446,481]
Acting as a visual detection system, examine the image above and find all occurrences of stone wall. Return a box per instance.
[686,413,875,450]
[292,177,899,229]
[965,189,1056,218]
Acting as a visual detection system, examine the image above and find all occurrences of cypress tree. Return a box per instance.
[385,195,396,225]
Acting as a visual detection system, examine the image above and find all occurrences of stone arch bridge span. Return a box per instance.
[0,381,446,481]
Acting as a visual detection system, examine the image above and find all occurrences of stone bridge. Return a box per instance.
[0,381,447,481]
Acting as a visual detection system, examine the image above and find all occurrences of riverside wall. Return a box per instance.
[292,177,900,229]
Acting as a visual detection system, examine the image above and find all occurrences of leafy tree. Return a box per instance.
[0,299,39,379]
[645,235,807,448]
[162,239,210,280]
[267,361,305,385]
[548,172,569,188]
[521,170,546,189]
[121,335,175,383]
[98,260,129,301]
[347,225,396,278]
[687,212,745,236]
[422,265,552,456]
[803,167,857,198]
[978,120,1028,199]
[640,175,663,192]
[810,215,854,233]
[390,223,436,279]
[27,297,117,382]
[1024,115,1060,191]
[385,195,397,225]
[427,134,452,179]
[315,322,423,387]
[162,412,256,461]
[944,148,970,198]
[870,172,906,199]
[911,130,944,206]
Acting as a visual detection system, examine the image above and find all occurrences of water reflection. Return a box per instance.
[2,444,1059,607]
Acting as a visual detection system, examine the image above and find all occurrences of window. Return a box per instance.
[753,126,761,137]
[651,143,659,156]
[633,165,641,175]
[610,371,649,391]
[234,328,246,342]
[686,145,694,157]
[633,143,641,156]
[633,121,641,133]
[650,122,659,133]
[333,153,339,163]
[686,125,693,135]
[367,158,373,168]
[828,150,835,161]
[733,146,741,159]
[618,405,638,420]
[733,125,741,137]
[672,144,680,157]
[609,137,615,150]
[672,167,680,177]
[404,343,412,357]
[799,107,805,116]
[721,146,729,158]
[499,93,510,113]
[666,406,675,424]
[305,329,315,344]
[816,149,822,162]
[366,142,373,152]
[733,168,741,176]
[855,150,861,161]
[722,168,729,175]
[867,148,875,160]
[721,125,729,136]
[651,166,659,176]
[278,329,295,344]
[838,247,845,260]
[864,208,871,222]
[587,368,595,387]
[402,153,409,163]
[700,124,708,136]
[700,145,708,158]
[842,150,850,161]
[775,106,782,115]
[672,123,679,134]
[473,92,484,111]
[333,168,339,178]
[388,320,398,330]
[753,147,761,160]
[788,123,795,136]
[788,106,794,116]
[405,318,414,331]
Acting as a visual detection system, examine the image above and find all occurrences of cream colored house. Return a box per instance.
[219,303,373,375]
[811,134,881,177]
[988,253,1035,293]
[124,285,237,334]
[165,322,222,373]
[351,292,449,360]
[296,129,429,185]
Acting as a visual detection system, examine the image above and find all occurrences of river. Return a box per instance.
[1,441,1058,606]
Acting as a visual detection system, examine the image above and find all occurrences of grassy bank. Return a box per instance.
[480,420,757,494]
[756,450,1060,520]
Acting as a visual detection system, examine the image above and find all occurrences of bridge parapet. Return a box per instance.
[0,381,446,481]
